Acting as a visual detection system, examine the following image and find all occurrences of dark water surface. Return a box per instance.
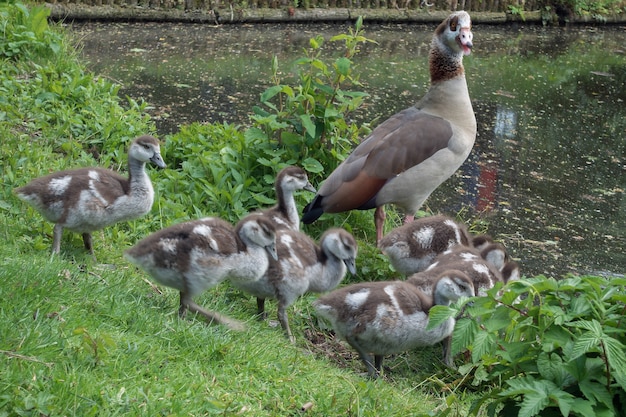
[71,21,626,278]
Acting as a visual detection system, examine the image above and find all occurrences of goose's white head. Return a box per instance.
[438,11,473,56]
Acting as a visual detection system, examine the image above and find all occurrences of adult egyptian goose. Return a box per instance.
[378,214,472,275]
[302,11,476,242]
[314,270,475,378]
[251,166,316,231]
[14,135,166,255]
[231,227,357,343]
[124,214,278,331]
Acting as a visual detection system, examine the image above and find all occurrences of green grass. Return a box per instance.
[0,236,470,416]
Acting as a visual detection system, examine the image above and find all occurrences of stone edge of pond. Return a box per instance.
[46,4,626,25]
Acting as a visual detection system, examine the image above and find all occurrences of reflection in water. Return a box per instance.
[72,22,625,278]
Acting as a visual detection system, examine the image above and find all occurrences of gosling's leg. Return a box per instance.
[256,297,267,320]
[187,300,246,332]
[180,293,245,331]
[82,232,93,254]
[178,293,189,318]
[52,223,64,254]
[442,335,453,367]
[277,303,295,344]
[374,355,384,374]
[345,335,379,378]
[374,206,386,244]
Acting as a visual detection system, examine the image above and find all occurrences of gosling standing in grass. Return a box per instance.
[231,227,357,343]
[14,135,166,255]
[124,214,278,331]
[314,270,475,378]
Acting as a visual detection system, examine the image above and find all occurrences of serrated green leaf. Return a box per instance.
[334,57,351,77]
[502,378,557,417]
[537,352,573,387]
[251,105,270,117]
[603,337,626,382]
[426,305,455,330]
[499,341,533,363]
[310,59,328,72]
[549,389,576,417]
[451,317,478,356]
[568,398,596,417]
[498,286,522,305]
[256,157,272,167]
[280,131,303,147]
[281,85,295,97]
[301,158,324,174]
[471,330,497,362]
[465,296,498,316]
[578,379,614,409]
[570,333,601,360]
[314,82,335,95]
[482,305,514,332]
[501,376,549,396]
[568,296,593,318]
[252,193,276,205]
[542,325,573,351]
[613,370,626,392]
[324,107,342,119]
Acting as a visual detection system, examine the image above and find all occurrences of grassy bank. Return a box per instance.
[0,3,470,416]
[1,254,455,416]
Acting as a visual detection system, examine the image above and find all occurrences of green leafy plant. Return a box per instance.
[248,16,374,184]
[0,1,59,60]
[160,122,285,223]
[448,275,626,417]
[0,2,153,162]
[539,0,626,23]
[155,19,377,226]
[72,327,116,365]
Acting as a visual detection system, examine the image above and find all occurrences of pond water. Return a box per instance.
[70,20,625,278]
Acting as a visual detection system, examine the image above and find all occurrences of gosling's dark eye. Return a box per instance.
[142,144,150,150]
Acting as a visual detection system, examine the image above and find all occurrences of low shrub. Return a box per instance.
[448,275,626,417]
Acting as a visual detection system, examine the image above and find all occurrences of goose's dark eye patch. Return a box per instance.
[450,17,458,31]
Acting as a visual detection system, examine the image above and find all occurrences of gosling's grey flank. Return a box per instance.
[124,214,278,331]
[15,135,166,255]
[378,214,472,275]
[408,244,519,297]
[314,270,475,378]
[231,227,357,343]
